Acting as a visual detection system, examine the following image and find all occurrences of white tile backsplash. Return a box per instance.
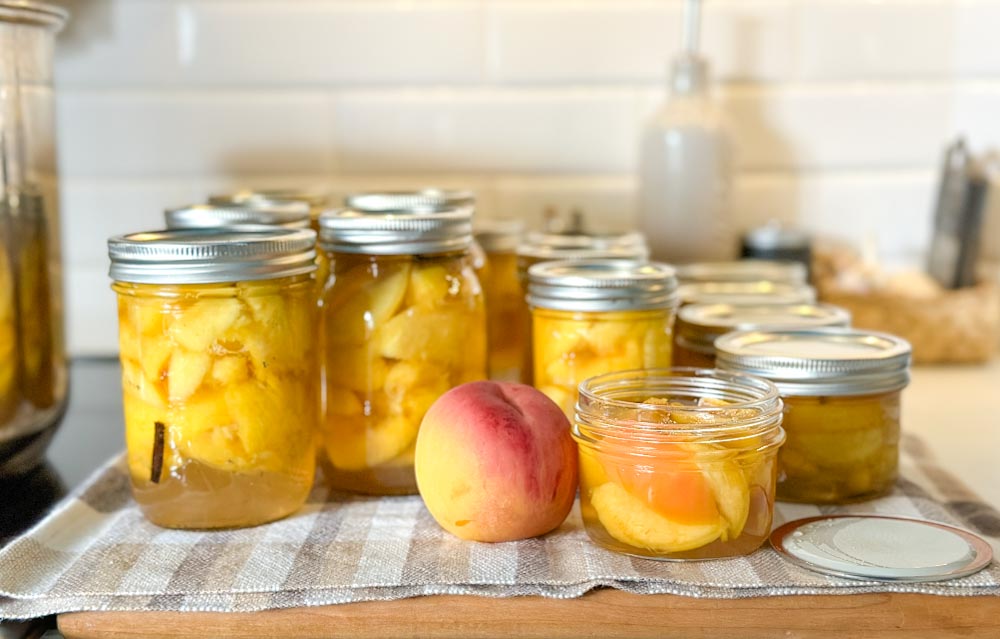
[44,0,1000,353]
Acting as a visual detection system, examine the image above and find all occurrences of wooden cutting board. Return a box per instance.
[57,589,1000,639]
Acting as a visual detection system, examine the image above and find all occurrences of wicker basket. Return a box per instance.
[818,282,1000,364]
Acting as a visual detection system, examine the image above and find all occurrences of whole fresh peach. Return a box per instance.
[415,381,578,542]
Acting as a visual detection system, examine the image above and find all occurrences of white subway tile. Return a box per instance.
[56,1,482,86]
[487,1,792,84]
[734,170,938,261]
[794,1,956,81]
[331,89,639,173]
[56,91,336,177]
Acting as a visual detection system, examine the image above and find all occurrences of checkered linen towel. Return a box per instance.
[0,434,997,620]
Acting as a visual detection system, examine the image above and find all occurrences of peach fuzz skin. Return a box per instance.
[415,381,578,542]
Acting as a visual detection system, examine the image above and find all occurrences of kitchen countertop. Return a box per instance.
[3,357,1000,637]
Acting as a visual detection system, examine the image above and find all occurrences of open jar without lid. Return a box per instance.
[716,328,912,504]
[673,303,852,368]
[317,206,486,495]
[527,259,679,417]
[108,227,319,529]
[573,368,785,560]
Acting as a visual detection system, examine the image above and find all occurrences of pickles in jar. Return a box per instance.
[574,371,785,560]
[527,260,679,418]
[109,228,319,530]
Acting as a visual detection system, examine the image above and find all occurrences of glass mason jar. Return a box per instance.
[208,189,331,233]
[673,303,852,368]
[528,259,678,418]
[716,328,911,504]
[515,231,649,384]
[319,206,487,495]
[675,260,808,285]
[0,2,69,476]
[474,217,525,381]
[165,202,312,231]
[573,368,785,560]
[678,280,816,307]
[108,227,319,529]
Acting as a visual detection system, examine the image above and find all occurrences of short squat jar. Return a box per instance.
[319,206,487,495]
[673,303,851,368]
[675,260,808,285]
[108,227,319,529]
[528,259,678,418]
[677,281,817,307]
[716,328,912,504]
[573,368,785,560]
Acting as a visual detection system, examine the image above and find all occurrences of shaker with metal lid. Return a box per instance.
[716,328,912,504]
[109,226,319,528]
[527,259,679,417]
[0,1,69,476]
[317,205,486,495]
[673,303,851,367]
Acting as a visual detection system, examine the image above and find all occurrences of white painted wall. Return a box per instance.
[50,0,1000,354]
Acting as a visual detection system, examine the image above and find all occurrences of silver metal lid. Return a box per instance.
[0,1,68,28]
[318,208,473,255]
[677,303,852,354]
[678,281,817,306]
[527,259,678,312]
[474,217,525,253]
[208,189,330,211]
[771,515,993,582]
[108,226,317,284]
[165,203,312,230]
[715,328,912,396]
[518,230,648,258]
[676,260,808,285]
[345,189,475,213]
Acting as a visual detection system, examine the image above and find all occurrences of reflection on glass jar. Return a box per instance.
[574,369,785,560]
[109,228,319,529]
[527,259,678,418]
[716,328,911,504]
[0,3,70,475]
[319,207,487,495]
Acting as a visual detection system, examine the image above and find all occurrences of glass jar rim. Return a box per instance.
[574,368,784,453]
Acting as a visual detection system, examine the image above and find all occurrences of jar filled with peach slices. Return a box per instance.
[716,328,911,504]
[108,227,319,529]
[474,218,526,381]
[319,205,487,495]
[527,259,678,418]
[515,232,649,384]
[573,369,785,560]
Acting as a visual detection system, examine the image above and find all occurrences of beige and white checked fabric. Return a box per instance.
[0,435,997,620]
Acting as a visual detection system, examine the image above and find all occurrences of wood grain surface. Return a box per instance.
[58,589,1000,639]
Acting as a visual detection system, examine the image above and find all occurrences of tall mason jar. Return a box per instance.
[0,2,68,476]
[319,206,487,495]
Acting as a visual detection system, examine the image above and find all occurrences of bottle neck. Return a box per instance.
[670,54,709,96]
